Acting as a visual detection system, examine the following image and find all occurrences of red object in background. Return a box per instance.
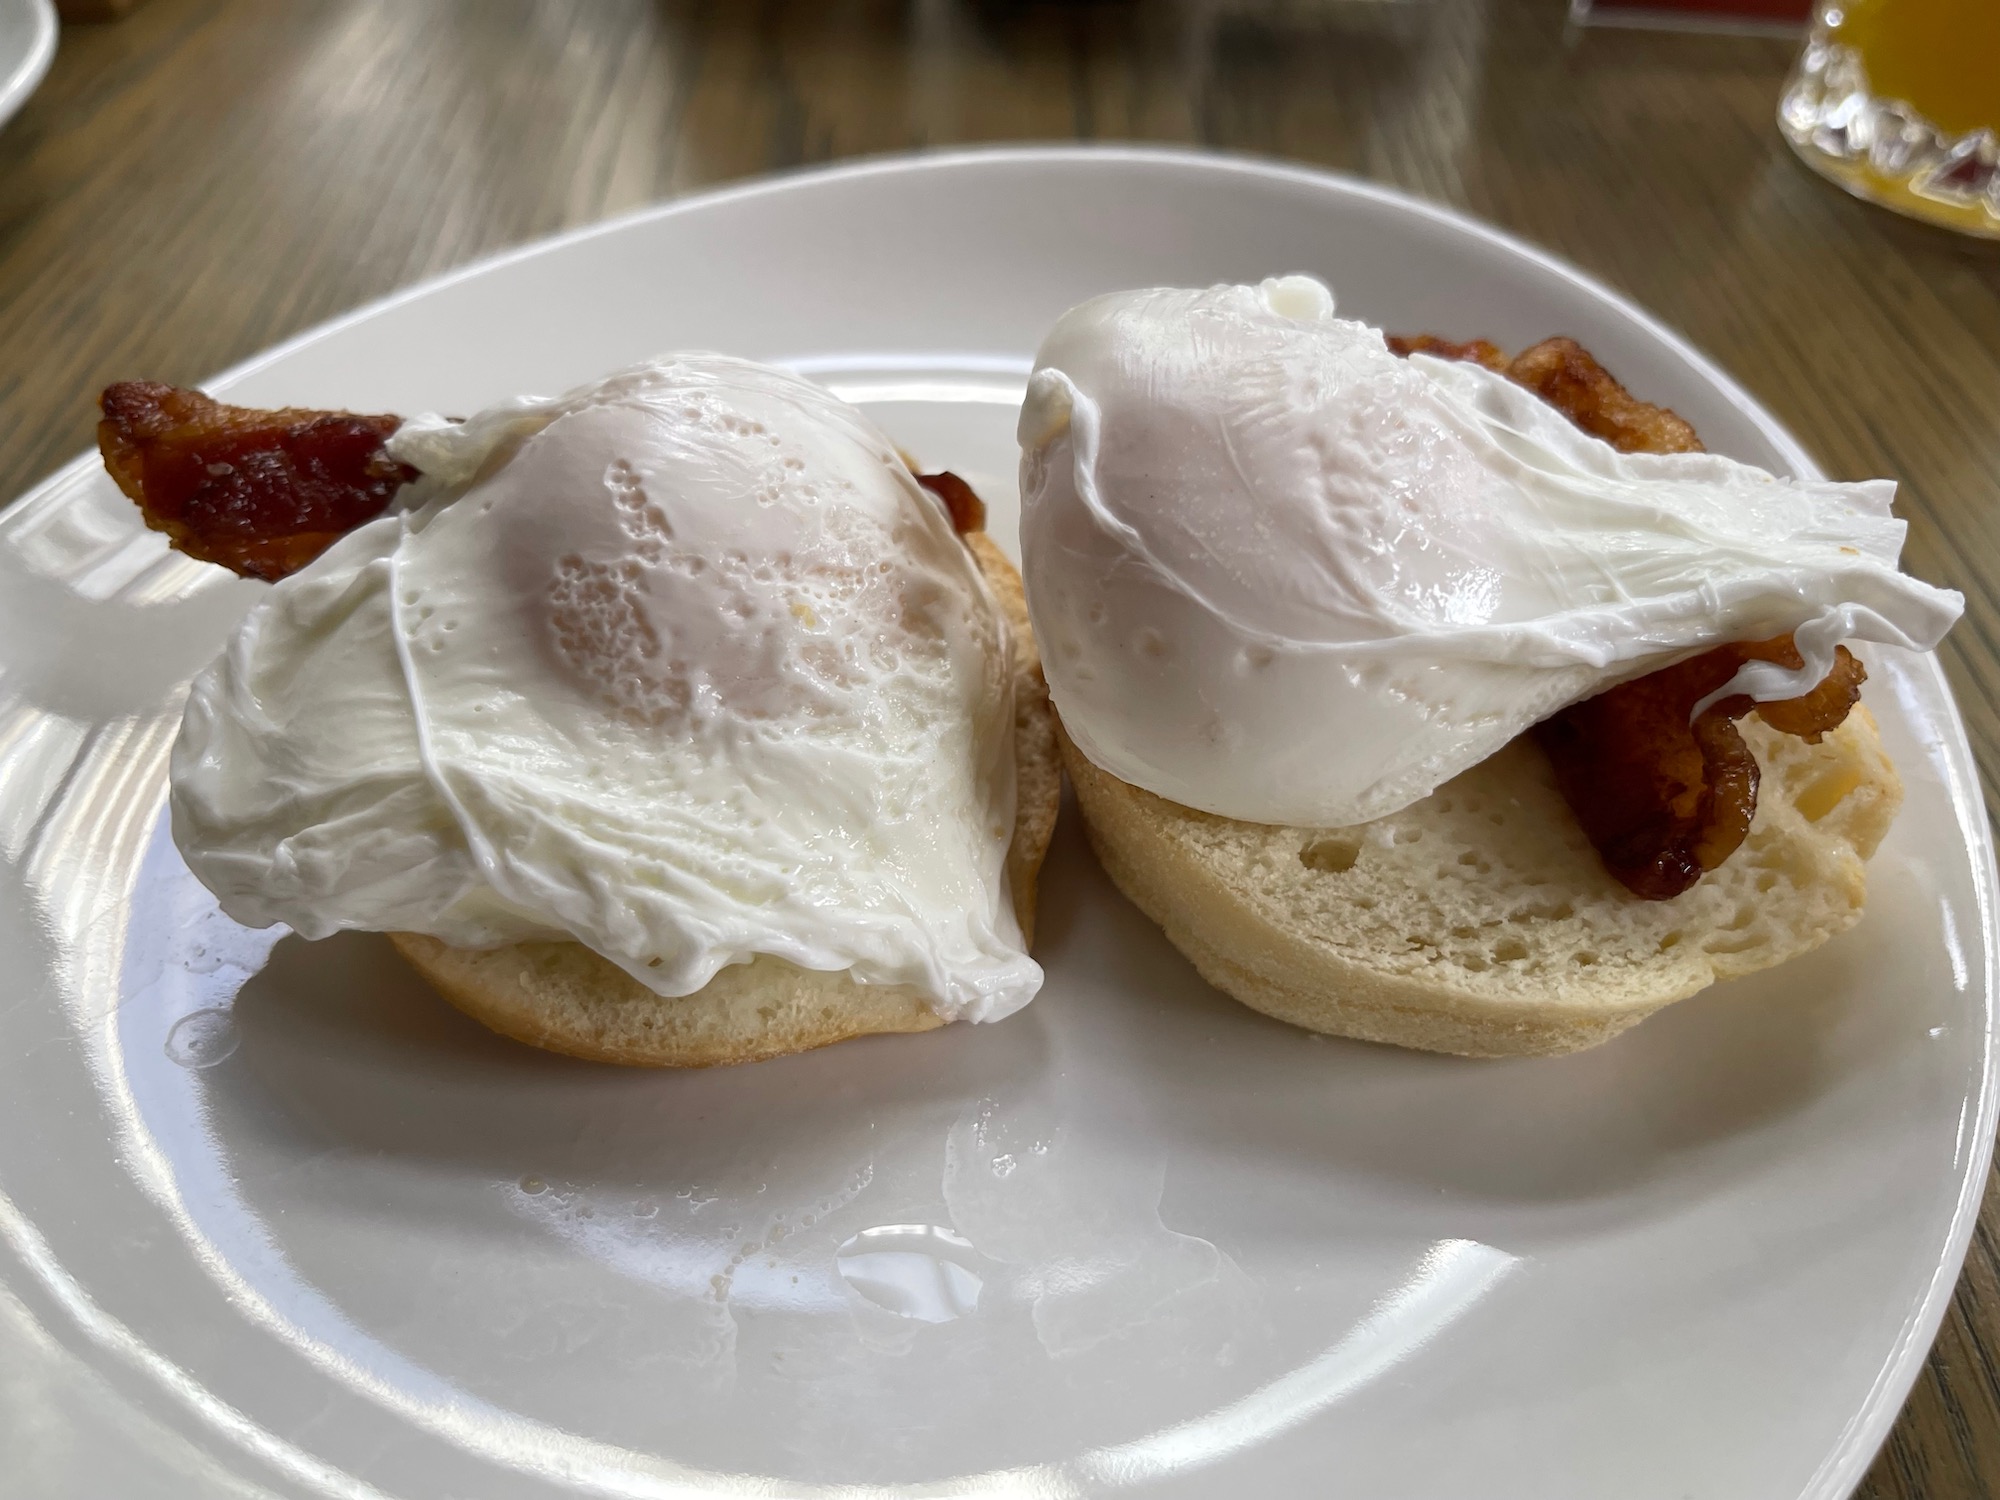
[1576,0,1813,24]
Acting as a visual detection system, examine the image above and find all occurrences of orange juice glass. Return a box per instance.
[1779,0,2000,237]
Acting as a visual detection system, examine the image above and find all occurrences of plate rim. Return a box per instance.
[6,143,1995,1500]
[0,0,55,135]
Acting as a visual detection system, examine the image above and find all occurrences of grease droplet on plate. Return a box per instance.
[165,1009,238,1069]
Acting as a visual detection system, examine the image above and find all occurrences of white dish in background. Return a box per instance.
[0,0,53,133]
[0,147,1990,1500]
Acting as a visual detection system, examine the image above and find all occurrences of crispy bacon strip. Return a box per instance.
[98,382,414,582]
[1535,639,1865,900]
[1390,331,1856,898]
[915,469,986,535]
[1505,338,1703,456]
[1384,334,1508,372]
[1392,332,1703,456]
[102,383,994,572]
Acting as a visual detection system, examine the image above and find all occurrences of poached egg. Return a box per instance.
[172,356,1041,1024]
[1018,275,1962,829]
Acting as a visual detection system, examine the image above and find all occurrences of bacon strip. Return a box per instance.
[1384,334,1508,372]
[1535,639,1865,900]
[1391,332,1702,456]
[1392,332,1863,899]
[101,382,994,576]
[915,469,986,535]
[1505,338,1703,456]
[98,382,413,582]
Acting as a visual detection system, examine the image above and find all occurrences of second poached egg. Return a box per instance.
[1018,275,1962,828]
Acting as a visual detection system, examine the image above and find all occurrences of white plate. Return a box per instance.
[0,0,53,134]
[0,147,1992,1500]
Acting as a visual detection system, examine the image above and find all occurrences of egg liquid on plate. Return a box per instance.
[172,357,1042,1024]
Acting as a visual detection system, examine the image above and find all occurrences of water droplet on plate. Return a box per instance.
[165,1009,238,1069]
[991,1153,1017,1178]
[835,1224,983,1323]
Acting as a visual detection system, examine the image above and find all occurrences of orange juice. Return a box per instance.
[1829,0,2000,138]
[1780,0,2000,237]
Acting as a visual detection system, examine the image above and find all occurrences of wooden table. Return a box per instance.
[3,2,1995,1493]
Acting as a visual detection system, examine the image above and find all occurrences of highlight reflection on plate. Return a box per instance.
[835,1226,984,1324]
[0,149,1991,1500]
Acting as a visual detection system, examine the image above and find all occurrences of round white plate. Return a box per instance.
[0,147,1991,1500]
[0,0,53,134]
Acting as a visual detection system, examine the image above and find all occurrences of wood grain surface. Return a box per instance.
[2,1,1997,1494]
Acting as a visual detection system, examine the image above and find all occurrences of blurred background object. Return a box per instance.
[1781,0,2000,237]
